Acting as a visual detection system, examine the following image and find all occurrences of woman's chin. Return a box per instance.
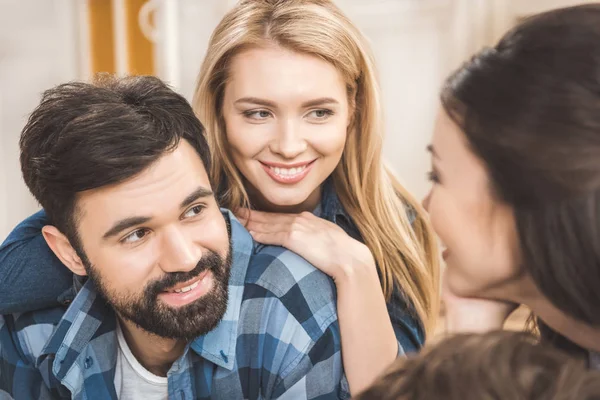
[266,197,313,212]
[446,267,483,298]
[256,189,319,212]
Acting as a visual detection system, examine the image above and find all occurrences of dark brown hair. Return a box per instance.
[20,74,211,247]
[355,331,600,400]
[441,5,600,329]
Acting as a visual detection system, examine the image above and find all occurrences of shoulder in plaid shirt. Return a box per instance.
[0,211,349,399]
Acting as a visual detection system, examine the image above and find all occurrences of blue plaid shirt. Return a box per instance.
[0,211,348,399]
[318,180,424,352]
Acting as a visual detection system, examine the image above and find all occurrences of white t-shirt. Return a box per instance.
[114,322,169,400]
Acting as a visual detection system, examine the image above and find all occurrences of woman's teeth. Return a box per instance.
[270,165,307,176]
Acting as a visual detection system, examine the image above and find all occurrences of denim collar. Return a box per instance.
[318,178,351,224]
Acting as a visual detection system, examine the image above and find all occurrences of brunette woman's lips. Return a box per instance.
[259,159,316,184]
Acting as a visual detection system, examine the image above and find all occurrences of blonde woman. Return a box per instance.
[0,0,439,394]
[195,0,439,393]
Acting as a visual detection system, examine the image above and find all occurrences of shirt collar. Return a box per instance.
[319,177,351,224]
[40,278,115,385]
[189,209,253,370]
[40,209,254,377]
[319,176,417,225]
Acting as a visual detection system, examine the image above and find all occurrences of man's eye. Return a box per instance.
[183,205,205,219]
[122,229,150,244]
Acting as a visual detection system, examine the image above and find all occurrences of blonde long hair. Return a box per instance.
[193,0,440,335]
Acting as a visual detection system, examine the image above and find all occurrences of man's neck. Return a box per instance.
[118,317,188,377]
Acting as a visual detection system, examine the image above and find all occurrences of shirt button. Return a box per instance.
[84,357,94,369]
[220,350,229,363]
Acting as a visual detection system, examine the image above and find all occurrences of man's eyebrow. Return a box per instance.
[180,187,213,209]
[103,216,152,240]
[102,187,213,240]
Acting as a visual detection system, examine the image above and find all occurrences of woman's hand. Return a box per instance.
[442,269,519,333]
[236,208,376,282]
[237,208,397,394]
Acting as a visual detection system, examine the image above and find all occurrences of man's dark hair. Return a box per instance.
[20,74,211,247]
[356,331,600,400]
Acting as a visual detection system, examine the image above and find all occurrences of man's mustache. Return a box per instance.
[144,252,222,296]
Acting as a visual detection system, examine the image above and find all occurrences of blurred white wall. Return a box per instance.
[1,0,596,239]
[0,0,81,240]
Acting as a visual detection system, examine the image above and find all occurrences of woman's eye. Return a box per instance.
[183,205,205,219]
[309,109,333,118]
[243,110,272,120]
[122,229,150,244]
[427,170,440,184]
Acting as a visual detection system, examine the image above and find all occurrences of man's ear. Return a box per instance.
[41,225,88,276]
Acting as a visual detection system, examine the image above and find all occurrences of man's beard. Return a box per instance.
[85,247,232,341]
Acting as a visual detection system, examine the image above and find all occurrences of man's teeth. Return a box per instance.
[270,165,307,176]
[171,280,200,294]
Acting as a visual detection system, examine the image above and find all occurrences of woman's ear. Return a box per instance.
[41,225,87,276]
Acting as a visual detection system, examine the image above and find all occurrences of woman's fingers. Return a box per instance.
[248,230,290,247]
[243,220,293,234]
